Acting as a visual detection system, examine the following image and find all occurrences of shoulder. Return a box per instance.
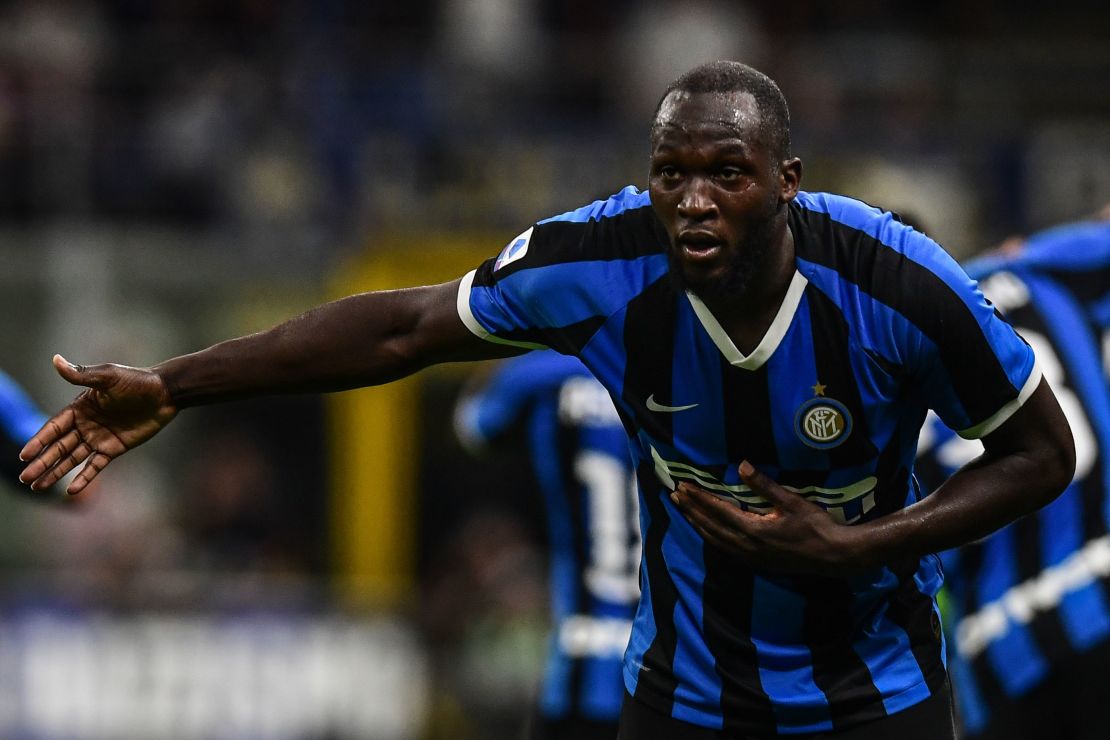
[489,186,664,278]
[537,185,654,227]
[467,187,671,334]
[791,190,970,301]
[792,191,951,266]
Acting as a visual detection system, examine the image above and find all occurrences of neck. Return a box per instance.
[702,220,796,355]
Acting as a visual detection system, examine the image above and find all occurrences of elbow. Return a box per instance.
[1036,426,1076,506]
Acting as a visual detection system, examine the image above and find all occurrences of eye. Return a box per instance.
[656,164,680,180]
[717,166,744,181]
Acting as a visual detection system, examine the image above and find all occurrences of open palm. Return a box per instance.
[19,355,178,495]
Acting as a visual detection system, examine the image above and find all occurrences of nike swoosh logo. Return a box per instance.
[645,394,699,413]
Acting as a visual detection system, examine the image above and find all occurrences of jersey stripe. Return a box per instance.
[672,298,728,463]
[720,358,777,466]
[538,185,652,225]
[621,280,682,711]
[799,575,887,729]
[663,516,717,727]
[877,559,946,711]
[791,201,1034,435]
[804,284,880,468]
[621,276,680,448]
[627,464,680,712]
[704,554,778,733]
[750,576,832,733]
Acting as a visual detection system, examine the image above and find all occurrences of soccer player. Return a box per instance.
[916,218,1110,740]
[1,369,47,488]
[454,350,640,740]
[19,62,1075,738]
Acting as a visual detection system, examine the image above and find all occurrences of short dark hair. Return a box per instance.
[652,61,791,163]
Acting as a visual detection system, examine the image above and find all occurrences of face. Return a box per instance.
[649,90,800,304]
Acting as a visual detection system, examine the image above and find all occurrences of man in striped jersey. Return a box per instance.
[19,61,1075,738]
[917,217,1110,740]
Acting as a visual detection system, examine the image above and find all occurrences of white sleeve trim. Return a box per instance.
[457,269,489,339]
[957,358,1043,440]
[455,269,548,350]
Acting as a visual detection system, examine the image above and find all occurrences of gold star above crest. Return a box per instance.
[812,381,827,396]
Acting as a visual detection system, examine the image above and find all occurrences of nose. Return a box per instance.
[676,177,717,221]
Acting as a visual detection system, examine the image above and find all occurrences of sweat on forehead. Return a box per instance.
[652,89,763,136]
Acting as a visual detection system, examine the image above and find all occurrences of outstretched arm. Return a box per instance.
[671,378,1075,575]
[20,278,521,494]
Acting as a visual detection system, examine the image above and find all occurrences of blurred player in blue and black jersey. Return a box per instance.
[1,370,46,488]
[455,350,639,740]
[20,62,1077,739]
[917,217,1110,740]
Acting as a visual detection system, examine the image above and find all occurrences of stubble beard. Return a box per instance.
[667,210,780,306]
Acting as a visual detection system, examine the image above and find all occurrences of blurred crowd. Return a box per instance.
[0,0,1108,252]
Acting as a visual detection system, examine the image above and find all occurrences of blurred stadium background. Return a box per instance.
[0,1,1107,738]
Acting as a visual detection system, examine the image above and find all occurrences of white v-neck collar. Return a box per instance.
[685,270,809,370]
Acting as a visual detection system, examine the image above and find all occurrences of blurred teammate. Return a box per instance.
[19,61,1075,738]
[916,217,1110,740]
[0,370,46,488]
[454,351,639,740]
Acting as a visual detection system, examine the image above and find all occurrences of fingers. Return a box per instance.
[673,487,744,546]
[672,482,763,523]
[18,408,108,494]
[24,446,108,495]
[671,483,763,548]
[19,410,75,468]
[19,427,83,482]
[66,452,111,495]
[21,435,97,492]
[738,460,795,508]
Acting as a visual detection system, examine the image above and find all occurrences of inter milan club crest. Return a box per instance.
[794,381,853,449]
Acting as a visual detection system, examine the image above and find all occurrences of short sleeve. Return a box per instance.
[791,192,1040,441]
[456,187,670,356]
[898,233,1040,439]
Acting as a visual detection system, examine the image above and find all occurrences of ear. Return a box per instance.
[779,157,802,203]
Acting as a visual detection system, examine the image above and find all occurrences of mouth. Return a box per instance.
[676,231,723,262]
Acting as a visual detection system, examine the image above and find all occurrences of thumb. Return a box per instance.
[53,354,110,391]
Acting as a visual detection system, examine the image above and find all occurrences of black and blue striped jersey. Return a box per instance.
[0,370,46,486]
[457,187,1040,735]
[455,350,640,726]
[916,221,1110,736]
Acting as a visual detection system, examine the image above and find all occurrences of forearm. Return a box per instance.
[155,284,471,408]
[838,380,1075,572]
[841,451,1062,571]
